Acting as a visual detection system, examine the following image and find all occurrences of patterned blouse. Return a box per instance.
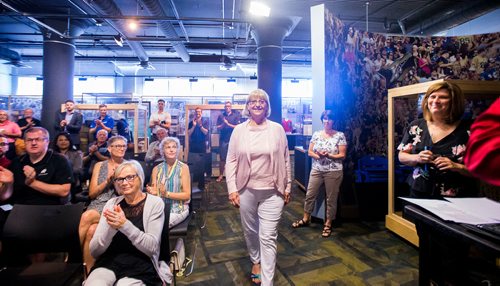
[154,160,189,214]
[398,118,477,198]
[310,130,347,172]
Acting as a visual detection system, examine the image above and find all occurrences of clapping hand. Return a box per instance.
[103,205,126,229]
[23,165,36,185]
[0,166,14,184]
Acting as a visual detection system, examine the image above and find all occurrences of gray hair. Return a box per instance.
[107,135,127,146]
[114,160,145,188]
[96,129,108,137]
[24,127,50,141]
[159,136,181,159]
[242,89,271,118]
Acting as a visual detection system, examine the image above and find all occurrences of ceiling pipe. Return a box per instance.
[166,0,189,41]
[0,0,67,38]
[405,1,499,35]
[87,0,149,62]
[140,0,190,62]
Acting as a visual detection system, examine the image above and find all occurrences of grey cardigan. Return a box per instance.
[89,194,172,284]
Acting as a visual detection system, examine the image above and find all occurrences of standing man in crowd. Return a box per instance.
[0,110,21,160]
[89,104,114,139]
[149,99,171,141]
[0,127,72,205]
[55,100,83,149]
[216,101,240,182]
[188,107,208,190]
[17,108,41,136]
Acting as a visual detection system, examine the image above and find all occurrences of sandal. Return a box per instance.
[322,225,332,238]
[250,273,261,285]
[292,219,310,228]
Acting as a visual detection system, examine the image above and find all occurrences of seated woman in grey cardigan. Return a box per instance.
[86,160,172,285]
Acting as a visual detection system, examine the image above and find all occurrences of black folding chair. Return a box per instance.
[0,203,85,286]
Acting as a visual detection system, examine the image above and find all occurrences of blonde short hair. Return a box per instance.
[242,89,271,118]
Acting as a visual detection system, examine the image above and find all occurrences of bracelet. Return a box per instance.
[166,191,170,199]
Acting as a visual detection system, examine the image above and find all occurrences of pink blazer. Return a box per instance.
[225,120,291,195]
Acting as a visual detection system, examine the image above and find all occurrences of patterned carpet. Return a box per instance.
[175,181,419,286]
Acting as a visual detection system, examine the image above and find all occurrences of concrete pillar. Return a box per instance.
[251,17,295,124]
[41,19,84,138]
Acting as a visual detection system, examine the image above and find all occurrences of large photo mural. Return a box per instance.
[324,8,500,181]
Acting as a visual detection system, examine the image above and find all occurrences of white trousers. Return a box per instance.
[239,188,284,286]
[170,208,189,228]
[85,267,145,286]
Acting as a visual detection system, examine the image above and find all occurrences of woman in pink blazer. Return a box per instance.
[226,89,291,286]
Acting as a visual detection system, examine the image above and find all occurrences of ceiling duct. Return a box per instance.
[141,0,190,62]
[406,1,499,35]
[0,46,30,68]
[90,0,148,62]
[189,54,234,66]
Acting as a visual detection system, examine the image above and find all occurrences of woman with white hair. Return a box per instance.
[146,136,191,228]
[226,89,291,286]
[86,160,172,285]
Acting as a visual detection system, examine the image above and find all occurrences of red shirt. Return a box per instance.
[465,98,500,186]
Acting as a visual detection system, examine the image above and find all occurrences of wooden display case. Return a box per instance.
[61,103,148,154]
[386,79,500,247]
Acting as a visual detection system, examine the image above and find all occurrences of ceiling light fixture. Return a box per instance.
[227,78,236,83]
[128,19,138,31]
[78,77,87,81]
[114,34,124,47]
[249,73,258,80]
[249,1,270,17]
[290,78,299,83]
[189,77,198,82]
[144,77,154,82]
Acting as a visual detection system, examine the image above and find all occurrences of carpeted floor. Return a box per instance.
[174,181,419,286]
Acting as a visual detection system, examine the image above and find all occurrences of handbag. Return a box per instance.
[170,238,186,276]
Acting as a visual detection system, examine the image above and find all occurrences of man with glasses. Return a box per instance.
[0,127,72,205]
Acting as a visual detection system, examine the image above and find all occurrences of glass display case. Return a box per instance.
[183,104,246,177]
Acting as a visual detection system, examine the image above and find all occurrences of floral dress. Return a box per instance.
[398,118,477,198]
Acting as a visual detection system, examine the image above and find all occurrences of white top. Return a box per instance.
[310,130,347,172]
[149,111,172,134]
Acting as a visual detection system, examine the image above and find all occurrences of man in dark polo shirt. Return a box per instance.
[216,101,240,182]
[0,127,72,205]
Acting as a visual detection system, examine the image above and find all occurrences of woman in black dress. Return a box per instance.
[398,81,477,198]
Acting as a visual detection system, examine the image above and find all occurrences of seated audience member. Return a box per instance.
[86,160,172,285]
[146,137,191,228]
[0,136,11,168]
[79,135,127,272]
[465,98,500,186]
[83,129,110,181]
[0,127,72,205]
[144,127,168,166]
[53,132,83,200]
[0,110,21,160]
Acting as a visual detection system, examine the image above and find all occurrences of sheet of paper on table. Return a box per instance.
[399,197,500,225]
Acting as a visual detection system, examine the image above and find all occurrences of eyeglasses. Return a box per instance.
[111,144,127,149]
[0,142,7,146]
[113,174,137,184]
[248,99,267,106]
[25,137,48,144]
